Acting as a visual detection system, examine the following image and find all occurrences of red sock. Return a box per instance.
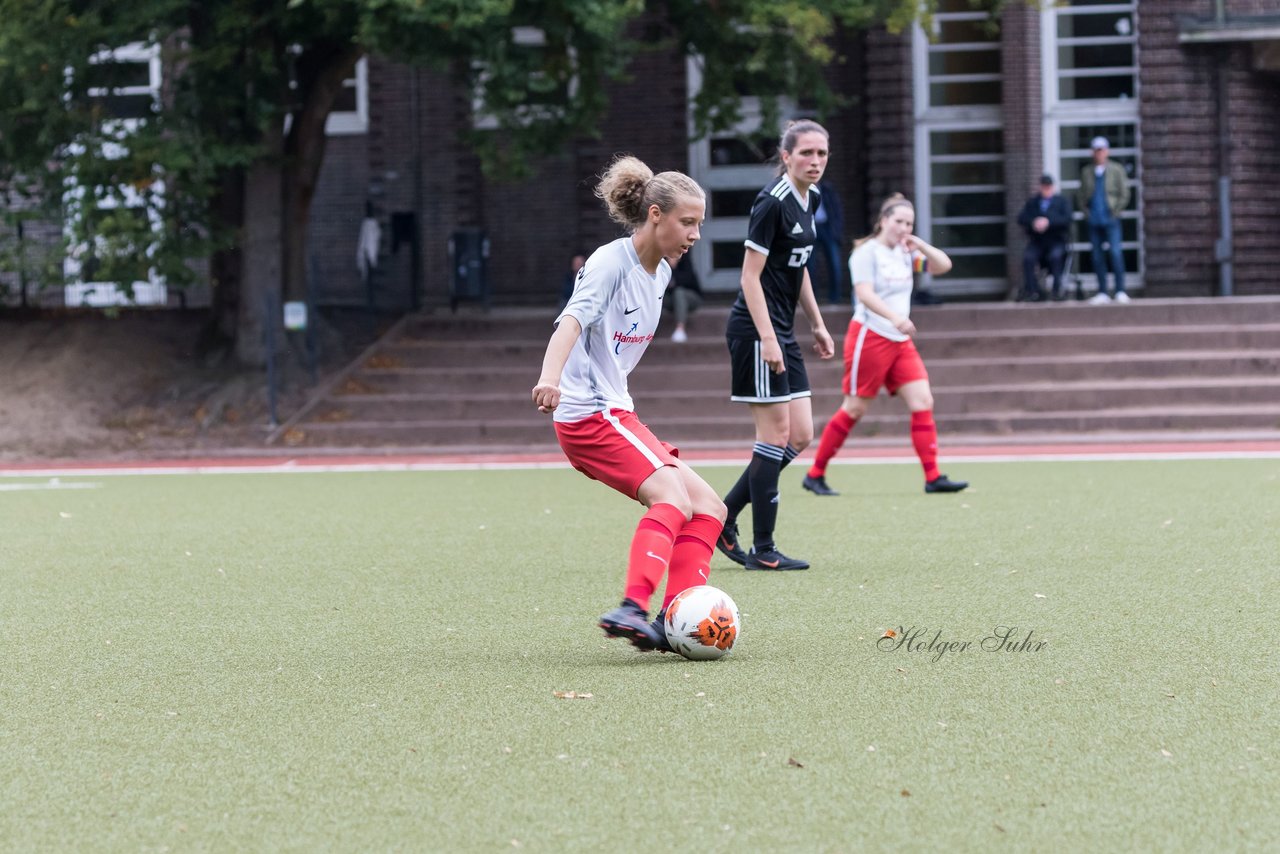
[808,409,856,478]
[623,503,686,612]
[911,410,941,482]
[662,514,722,610]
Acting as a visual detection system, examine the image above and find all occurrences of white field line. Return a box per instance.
[1,448,1279,479]
[0,481,103,491]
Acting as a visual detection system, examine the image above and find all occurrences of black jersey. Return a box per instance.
[725,176,820,342]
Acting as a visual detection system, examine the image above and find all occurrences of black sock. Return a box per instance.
[748,442,786,550]
[726,443,799,523]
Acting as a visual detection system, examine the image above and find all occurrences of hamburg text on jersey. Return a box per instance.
[553,237,671,422]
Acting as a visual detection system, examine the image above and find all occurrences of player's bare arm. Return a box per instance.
[740,249,784,373]
[532,316,582,413]
[903,235,953,275]
[854,279,916,337]
[796,268,834,359]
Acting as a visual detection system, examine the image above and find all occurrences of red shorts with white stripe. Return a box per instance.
[841,320,929,397]
[554,409,679,499]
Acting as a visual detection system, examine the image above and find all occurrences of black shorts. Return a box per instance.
[727,336,811,404]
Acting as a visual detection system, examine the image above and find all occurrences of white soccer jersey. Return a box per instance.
[553,237,671,422]
[850,240,917,343]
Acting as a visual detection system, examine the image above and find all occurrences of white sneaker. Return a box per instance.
[1113,291,1131,305]
[1087,292,1112,305]
[671,327,688,343]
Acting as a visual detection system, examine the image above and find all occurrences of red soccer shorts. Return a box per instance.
[554,409,679,499]
[841,319,929,397]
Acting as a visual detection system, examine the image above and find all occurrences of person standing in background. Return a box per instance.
[1076,137,1131,305]
[808,180,845,304]
[802,194,968,497]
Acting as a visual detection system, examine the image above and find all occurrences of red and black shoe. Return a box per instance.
[716,520,748,566]
[649,608,674,654]
[599,600,665,651]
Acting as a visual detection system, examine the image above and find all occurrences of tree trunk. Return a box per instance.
[282,46,361,303]
[204,168,244,354]
[237,146,283,367]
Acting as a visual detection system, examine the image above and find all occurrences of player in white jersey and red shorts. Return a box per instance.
[802,193,970,496]
[716,120,836,572]
[532,155,725,652]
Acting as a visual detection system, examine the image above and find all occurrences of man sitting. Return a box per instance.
[1016,173,1072,301]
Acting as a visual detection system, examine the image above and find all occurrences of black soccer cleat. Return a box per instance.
[599,600,665,651]
[649,608,674,654]
[745,547,810,571]
[925,474,969,494]
[716,521,748,566]
[801,474,840,496]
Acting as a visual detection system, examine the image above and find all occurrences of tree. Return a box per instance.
[0,0,942,364]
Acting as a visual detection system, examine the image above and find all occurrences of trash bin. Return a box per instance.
[448,228,490,312]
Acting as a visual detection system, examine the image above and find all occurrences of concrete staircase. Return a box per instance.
[273,296,1280,451]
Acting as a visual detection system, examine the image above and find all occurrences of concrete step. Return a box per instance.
[274,296,1280,450]
[290,403,1280,447]
[309,375,1280,422]
[336,349,1280,395]
[372,323,1280,367]
[403,296,1280,339]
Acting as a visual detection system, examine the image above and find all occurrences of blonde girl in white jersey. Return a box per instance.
[531,155,726,652]
[802,193,970,495]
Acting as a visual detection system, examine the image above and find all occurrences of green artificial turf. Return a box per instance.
[2,459,1278,851]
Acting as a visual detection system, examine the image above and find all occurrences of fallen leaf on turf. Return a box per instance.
[994,824,1006,833]
[882,629,896,638]
[787,757,804,768]
[901,789,911,797]
[896,668,906,673]
[552,691,593,700]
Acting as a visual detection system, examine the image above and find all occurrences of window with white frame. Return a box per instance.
[326,56,368,135]
[685,58,798,293]
[1041,1,1142,290]
[1053,0,1137,102]
[924,0,1003,108]
[64,41,167,307]
[913,3,1006,295]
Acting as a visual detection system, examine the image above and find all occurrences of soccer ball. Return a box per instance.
[664,585,740,660]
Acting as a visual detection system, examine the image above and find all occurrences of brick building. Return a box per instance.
[310,1,1278,310]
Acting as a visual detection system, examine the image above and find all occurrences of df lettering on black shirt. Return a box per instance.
[726,176,819,344]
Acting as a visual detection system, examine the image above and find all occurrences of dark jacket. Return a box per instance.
[1017,193,1072,245]
[814,182,843,240]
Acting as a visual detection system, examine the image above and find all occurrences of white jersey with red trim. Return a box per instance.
[849,239,917,343]
[553,236,670,423]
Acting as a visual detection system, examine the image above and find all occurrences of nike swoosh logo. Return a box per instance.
[646,550,669,567]
[624,306,641,314]
[757,558,780,568]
